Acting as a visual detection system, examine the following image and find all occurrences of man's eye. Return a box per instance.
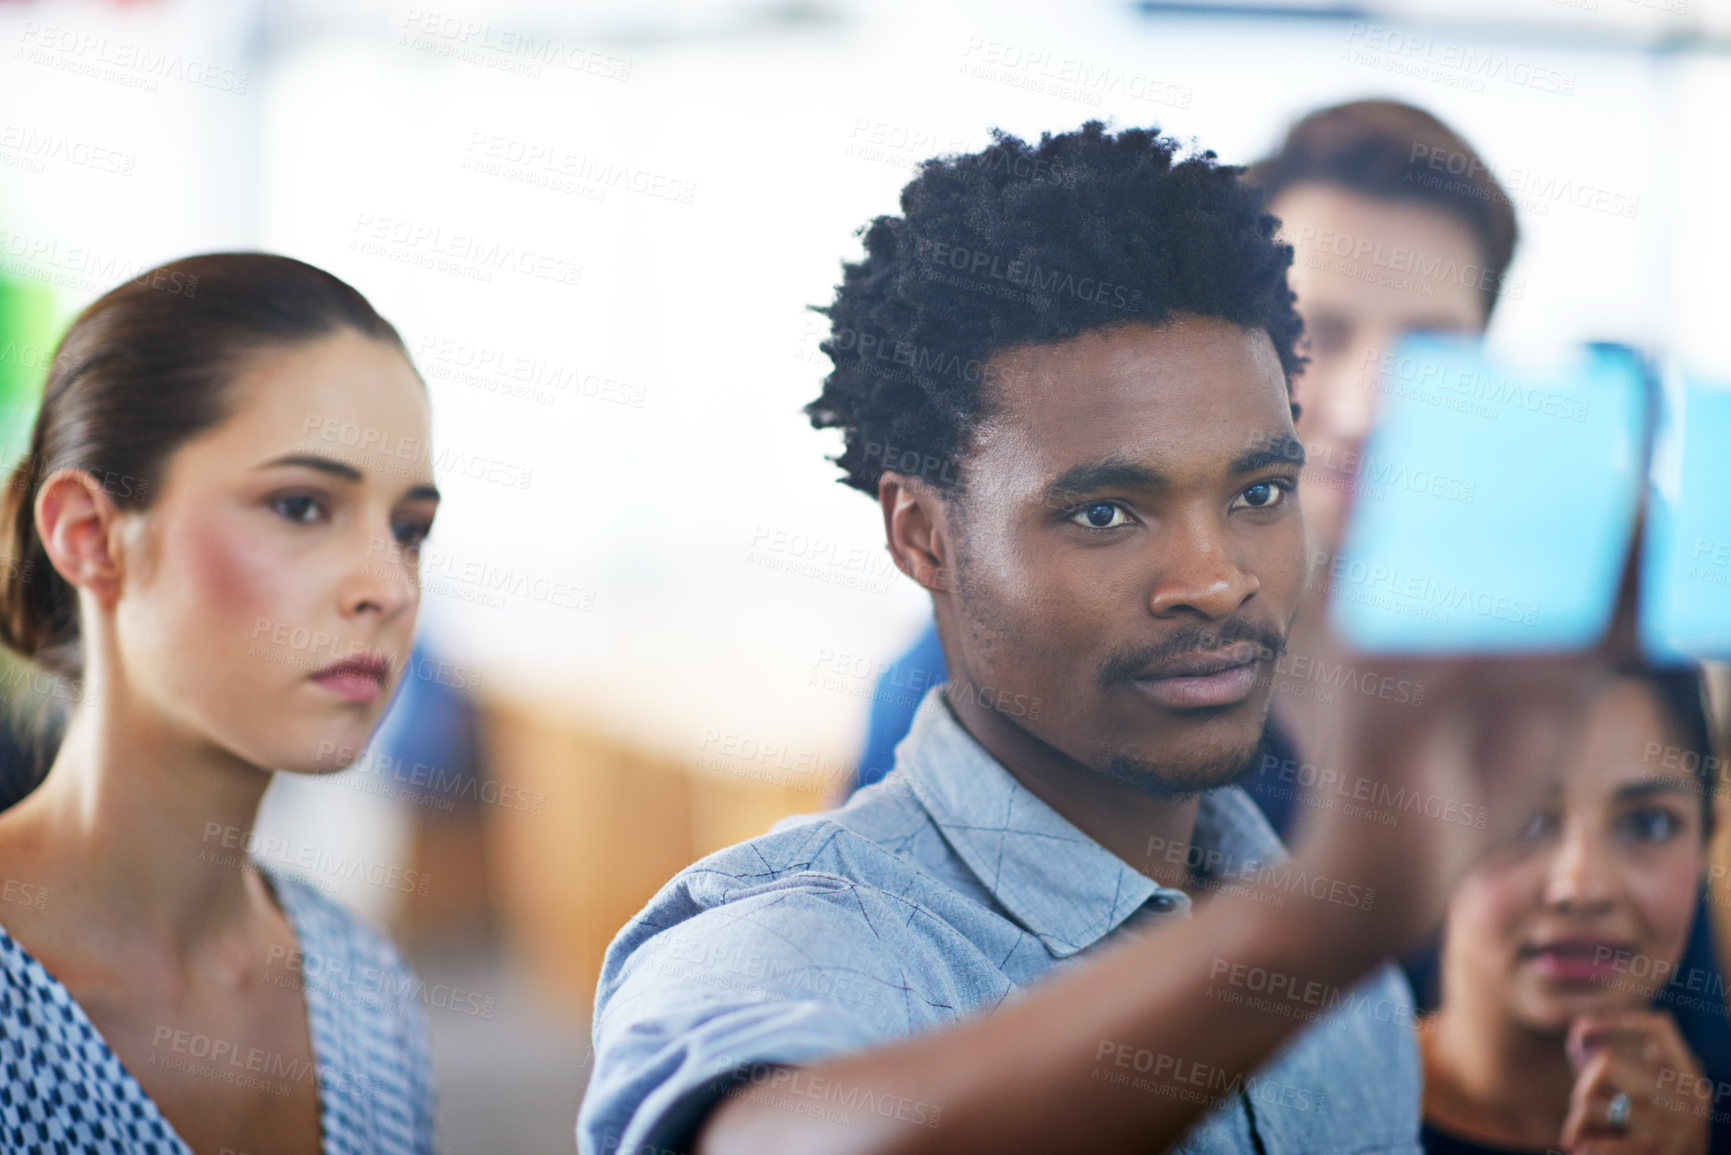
[1231,480,1293,511]
[273,494,325,524]
[1069,501,1131,530]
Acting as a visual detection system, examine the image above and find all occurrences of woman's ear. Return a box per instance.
[35,468,126,604]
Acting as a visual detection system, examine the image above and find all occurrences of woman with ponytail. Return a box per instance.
[0,253,439,1154]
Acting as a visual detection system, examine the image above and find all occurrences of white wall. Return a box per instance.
[2,0,1725,790]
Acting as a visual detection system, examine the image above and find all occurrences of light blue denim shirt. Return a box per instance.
[578,687,1422,1154]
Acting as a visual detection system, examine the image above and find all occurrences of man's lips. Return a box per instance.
[1129,642,1266,710]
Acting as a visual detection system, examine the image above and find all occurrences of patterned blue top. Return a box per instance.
[580,686,1423,1155]
[0,863,436,1154]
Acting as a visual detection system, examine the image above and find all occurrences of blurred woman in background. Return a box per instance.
[1420,666,1719,1154]
[0,253,439,1154]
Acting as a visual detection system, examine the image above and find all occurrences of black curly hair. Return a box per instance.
[805,120,1305,498]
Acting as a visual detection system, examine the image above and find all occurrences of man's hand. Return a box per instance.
[1286,651,1607,952]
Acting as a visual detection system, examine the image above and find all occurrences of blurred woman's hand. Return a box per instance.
[1559,1010,1708,1155]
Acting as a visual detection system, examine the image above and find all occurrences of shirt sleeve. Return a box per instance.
[576,871,925,1155]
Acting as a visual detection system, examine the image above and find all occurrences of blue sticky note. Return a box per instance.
[1641,372,1731,662]
[1327,335,1646,654]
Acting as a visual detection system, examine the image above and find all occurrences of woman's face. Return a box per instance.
[1442,678,1705,1032]
[112,328,438,775]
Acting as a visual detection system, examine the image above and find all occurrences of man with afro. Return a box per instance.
[578,121,1595,1155]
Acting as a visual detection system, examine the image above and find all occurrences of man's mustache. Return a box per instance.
[1097,620,1287,689]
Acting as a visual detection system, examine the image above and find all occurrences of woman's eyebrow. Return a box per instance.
[259,453,438,503]
[1614,777,1702,801]
[257,452,362,482]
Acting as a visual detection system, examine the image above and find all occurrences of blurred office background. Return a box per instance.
[0,0,1726,1148]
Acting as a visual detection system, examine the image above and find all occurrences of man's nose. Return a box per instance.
[1148,513,1259,619]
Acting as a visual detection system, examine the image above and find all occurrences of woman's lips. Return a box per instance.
[1520,941,1634,984]
[308,657,390,704]
[310,670,383,704]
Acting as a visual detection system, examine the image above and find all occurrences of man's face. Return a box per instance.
[936,315,1306,796]
[1274,183,1489,554]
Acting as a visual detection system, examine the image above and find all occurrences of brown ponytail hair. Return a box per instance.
[0,252,410,804]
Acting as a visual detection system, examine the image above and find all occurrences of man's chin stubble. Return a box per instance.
[1098,743,1263,802]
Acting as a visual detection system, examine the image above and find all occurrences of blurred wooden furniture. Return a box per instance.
[475,694,828,1013]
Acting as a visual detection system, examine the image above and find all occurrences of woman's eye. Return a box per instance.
[1518,811,1558,842]
[273,494,325,525]
[394,520,432,550]
[1231,480,1292,512]
[1069,501,1131,530]
[1620,807,1681,844]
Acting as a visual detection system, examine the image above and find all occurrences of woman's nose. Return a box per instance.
[1542,825,1615,914]
[344,532,418,619]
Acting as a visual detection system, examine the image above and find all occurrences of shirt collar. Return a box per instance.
[894,685,1287,959]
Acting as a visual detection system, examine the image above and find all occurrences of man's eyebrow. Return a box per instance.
[1230,434,1306,474]
[1041,437,1306,505]
[1042,457,1168,505]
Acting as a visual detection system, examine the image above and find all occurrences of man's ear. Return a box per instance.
[878,471,957,594]
[36,468,126,604]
